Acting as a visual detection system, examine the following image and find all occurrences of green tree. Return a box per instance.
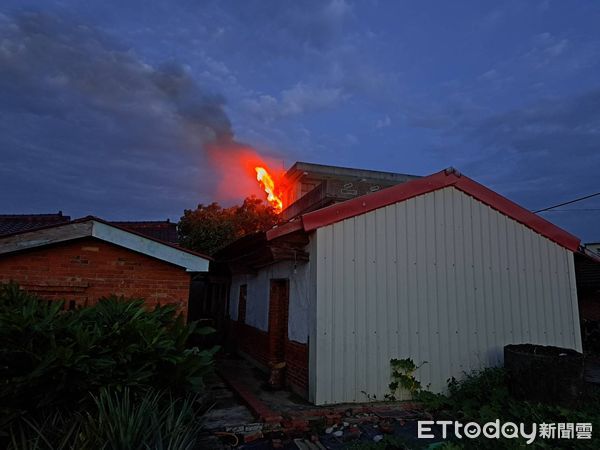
[178,195,278,255]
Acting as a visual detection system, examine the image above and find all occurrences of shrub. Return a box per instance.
[0,282,217,430]
[417,368,600,449]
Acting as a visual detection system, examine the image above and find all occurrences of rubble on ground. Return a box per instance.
[198,403,440,449]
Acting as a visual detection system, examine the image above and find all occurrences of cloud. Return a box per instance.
[524,32,570,68]
[242,82,346,122]
[375,115,391,129]
[402,84,600,239]
[273,0,352,51]
[344,133,358,145]
[0,11,247,219]
[465,89,600,241]
[478,69,499,81]
[280,83,345,115]
[225,0,352,56]
[0,12,236,144]
[456,88,600,207]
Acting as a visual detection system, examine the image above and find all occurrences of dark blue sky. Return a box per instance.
[1,1,599,241]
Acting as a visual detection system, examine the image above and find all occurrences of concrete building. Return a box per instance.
[575,246,600,324]
[220,167,582,405]
[584,243,600,257]
[280,161,419,220]
[0,216,210,313]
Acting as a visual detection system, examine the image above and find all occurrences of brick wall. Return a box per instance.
[580,295,600,321]
[0,237,191,312]
[231,321,271,369]
[230,319,309,396]
[285,339,309,396]
[268,280,289,363]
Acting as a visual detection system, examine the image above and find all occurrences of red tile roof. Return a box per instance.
[0,212,71,236]
[112,221,178,244]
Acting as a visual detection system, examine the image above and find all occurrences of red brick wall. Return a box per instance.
[580,291,600,321]
[231,321,271,369]
[268,280,289,363]
[230,320,309,396]
[0,237,191,312]
[285,339,309,395]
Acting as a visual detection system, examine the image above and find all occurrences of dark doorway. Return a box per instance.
[188,273,229,346]
[268,279,290,363]
[237,284,247,324]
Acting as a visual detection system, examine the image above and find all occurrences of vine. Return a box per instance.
[385,358,428,401]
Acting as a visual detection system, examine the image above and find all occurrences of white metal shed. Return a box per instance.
[232,168,582,405]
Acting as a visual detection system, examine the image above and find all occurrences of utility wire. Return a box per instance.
[533,191,600,213]
[539,208,600,212]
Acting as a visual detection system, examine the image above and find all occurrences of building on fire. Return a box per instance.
[216,163,583,405]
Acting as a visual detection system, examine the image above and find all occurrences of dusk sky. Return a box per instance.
[1,1,599,241]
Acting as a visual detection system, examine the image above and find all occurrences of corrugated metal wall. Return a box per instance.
[313,186,581,405]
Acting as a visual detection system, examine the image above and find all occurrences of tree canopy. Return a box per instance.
[178,196,279,255]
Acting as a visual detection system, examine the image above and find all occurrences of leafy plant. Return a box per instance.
[416,368,600,449]
[7,388,206,450]
[386,358,428,401]
[361,390,379,402]
[0,282,217,433]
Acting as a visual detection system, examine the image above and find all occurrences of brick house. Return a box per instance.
[0,216,210,313]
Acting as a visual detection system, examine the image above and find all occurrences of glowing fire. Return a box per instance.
[255,166,284,212]
[204,140,285,213]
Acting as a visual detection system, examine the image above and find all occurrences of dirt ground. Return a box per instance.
[197,355,443,449]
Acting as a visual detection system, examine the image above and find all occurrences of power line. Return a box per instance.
[533,191,600,213]
[539,208,600,212]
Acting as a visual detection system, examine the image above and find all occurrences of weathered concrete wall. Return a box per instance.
[228,249,314,397]
[229,258,311,343]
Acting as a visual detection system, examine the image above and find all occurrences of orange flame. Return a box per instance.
[255,166,284,213]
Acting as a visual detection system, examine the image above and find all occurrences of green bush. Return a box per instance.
[0,282,217,430]
[417,368,600,449]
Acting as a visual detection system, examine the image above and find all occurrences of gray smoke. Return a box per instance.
[0,11,236,149]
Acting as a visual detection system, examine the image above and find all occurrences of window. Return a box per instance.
[238,285,247,323]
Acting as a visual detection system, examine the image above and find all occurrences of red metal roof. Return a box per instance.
[266,168,581,252]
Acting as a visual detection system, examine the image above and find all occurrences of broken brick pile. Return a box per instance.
[217,406,429,447]
[215,365,432,447]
